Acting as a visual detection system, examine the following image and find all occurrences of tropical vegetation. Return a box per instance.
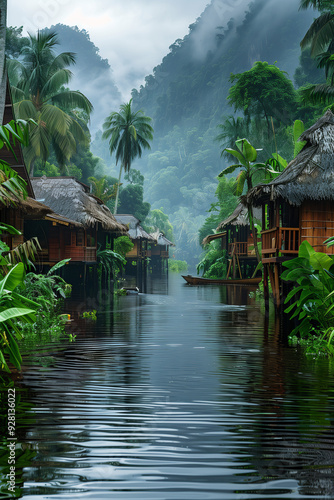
[7,30,93,175]
[102,99,153,214]
[282,241,334,355]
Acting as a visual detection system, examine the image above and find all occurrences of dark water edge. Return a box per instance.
[1,274,334,499]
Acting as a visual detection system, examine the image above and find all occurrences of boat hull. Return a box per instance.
[182,275,261,286]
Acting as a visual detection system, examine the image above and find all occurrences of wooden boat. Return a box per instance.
[182,275,262,286]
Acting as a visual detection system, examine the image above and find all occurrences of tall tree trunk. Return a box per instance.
[113,163,123,215]
[0,0,7,125]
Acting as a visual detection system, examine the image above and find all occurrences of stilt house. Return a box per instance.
[114,214,154,263]
[203,203,261,278]
[245,109,334,307]
[150,231,174,272]
[30,177,127,278]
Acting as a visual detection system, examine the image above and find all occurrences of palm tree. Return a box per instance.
[102,99,153,214]
[7,30,93,175]
[215,116,249,153]
[300,1,334,104]
[218,139,270,263]
[87,176,118,205]
[300,1,334,56]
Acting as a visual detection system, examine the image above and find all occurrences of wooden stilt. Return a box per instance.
[267,264,276,305]
[236,254,242,279]
[274,263,281,310]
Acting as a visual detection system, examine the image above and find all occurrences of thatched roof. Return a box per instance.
[20,197,52,219]
[246,109,334,207]
[217,203,261,231]
[31,177,127,233]
[115,214,154,240]
[150,231,175,246]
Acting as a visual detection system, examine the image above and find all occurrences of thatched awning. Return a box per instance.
[31,177,127,233]
[115,214,154,240]
[202,231,227,246]
[216,204,261,231]
[246,109,334,207]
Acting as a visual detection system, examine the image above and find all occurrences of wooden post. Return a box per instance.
[263,264,270,317]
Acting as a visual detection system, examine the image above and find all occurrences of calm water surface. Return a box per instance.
[3,274,334,499]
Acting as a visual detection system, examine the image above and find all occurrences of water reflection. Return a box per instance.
[1,275,334,498]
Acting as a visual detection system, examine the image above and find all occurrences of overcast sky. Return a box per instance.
[8,0,210,98]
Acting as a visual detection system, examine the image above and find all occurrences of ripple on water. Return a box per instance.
[4,276,334,499]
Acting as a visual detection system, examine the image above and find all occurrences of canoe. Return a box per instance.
[182,275,262,286]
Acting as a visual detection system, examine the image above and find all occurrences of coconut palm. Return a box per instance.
[300,1,334,56]
[299,1,334,104]
[102,99,153,214]
[7,30,93,175]
[218,139,271,262]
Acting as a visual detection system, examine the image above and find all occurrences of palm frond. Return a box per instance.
[52,90,93,115]
[300,83,334,104]
[301,12,334,56]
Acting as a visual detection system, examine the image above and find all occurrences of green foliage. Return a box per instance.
[88,176,117,204]
[198,176,237,245]
[118,184,151,222]
[228,61,298,131]
[19,260,72,310]
[6,26,29,59]
[8,30,93,174]
[114,236,134,257]
[97,248,126,278]
[168,259,188,273]
[102,99,153,213]
[145,209,174,242]
[82,310,97,320]
[197,242,226,277]
[282,241,334,354]
[124,168,144,186]
[0,263,38,373]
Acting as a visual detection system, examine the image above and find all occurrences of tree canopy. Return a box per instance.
[228,62,298,133]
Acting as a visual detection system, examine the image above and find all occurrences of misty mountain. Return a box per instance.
[89,0,317,263]
[47,24,122,132]
[132,0,314,133]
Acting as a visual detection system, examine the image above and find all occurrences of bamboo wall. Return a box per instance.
[300,200,334,254]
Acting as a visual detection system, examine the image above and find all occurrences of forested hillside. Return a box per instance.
[93,0,316,264]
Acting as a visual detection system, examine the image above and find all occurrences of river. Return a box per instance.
[2,274,334,499]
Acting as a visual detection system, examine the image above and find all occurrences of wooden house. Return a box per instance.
[245,109,334,308]
[114,214,154,263]
[150,231,174,272]
[203,203,261,278]
[30,177,127,281]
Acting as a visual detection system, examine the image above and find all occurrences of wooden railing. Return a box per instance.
[262,227,299,257]
[228,242,248,256]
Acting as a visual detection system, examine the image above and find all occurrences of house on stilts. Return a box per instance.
[150,231,174,274]
[245,109,334,309]
[202,203,261,279]
[30,176,127,285]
